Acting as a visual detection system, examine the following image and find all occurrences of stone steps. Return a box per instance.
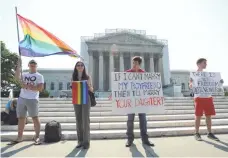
[2,107,227,113]
[2,96,227,99]
[35,113,228,122]
[1,105,228,113]
[2,98,228,104]
[1,97,228,141]
[2,119,228,131]
[1,125,228,141]
[2,100,228,104]
[5,109,228,114]
[9,109,228,115]
[2,102,228,108]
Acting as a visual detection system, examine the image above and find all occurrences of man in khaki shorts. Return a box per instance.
[10,59,44,145]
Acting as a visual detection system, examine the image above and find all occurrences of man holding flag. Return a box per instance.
[8,12,82,145]
[10,59,44,145]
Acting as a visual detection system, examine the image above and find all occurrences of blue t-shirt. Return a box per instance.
[5,101,11,110]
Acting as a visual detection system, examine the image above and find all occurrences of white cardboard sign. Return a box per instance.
[111,72,165,114]
[190,72,224,96]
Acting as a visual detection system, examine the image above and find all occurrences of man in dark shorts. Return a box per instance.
[10,59,44,145]
[125,56,154,147]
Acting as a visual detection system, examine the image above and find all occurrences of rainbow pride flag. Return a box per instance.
[72,81,89,104]
[17,14,81,58]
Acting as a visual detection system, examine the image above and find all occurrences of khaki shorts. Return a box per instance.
[16,97,39,118]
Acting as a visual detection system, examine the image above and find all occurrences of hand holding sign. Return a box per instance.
[87,80,93,92]
[189,78,193,89]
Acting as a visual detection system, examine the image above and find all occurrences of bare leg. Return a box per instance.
[17,117,26,141]
[206,115,219,140]
[205,116,212,133]
[195,116,201,133]
[32,116,41,138]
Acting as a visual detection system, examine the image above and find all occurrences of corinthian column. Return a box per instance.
[158,56,164,85]
[109,53,114,90]
[141,54,145,70]
[88,51,94,79]
[99,52,104,91]
[119,52,124,72]
[150,54,154,72]
[130,53,134,68]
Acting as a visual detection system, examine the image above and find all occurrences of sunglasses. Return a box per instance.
[76,64,84,67]
[29,65,37,68]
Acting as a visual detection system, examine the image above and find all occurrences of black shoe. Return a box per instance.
[76,144,82,148]
[143,141,154,146]
[125,140,133,147]
[83,144,90,149]
[207,133,219,141]
[194,133,202,141]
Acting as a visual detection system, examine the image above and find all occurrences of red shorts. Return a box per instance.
[194,97,216,116]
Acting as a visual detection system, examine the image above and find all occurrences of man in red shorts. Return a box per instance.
[189,58,223,141]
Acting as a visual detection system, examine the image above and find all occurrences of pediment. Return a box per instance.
[86,32,162,46]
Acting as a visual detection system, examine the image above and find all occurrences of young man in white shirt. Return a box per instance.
[10,59,44,145]
[189,58,223,141]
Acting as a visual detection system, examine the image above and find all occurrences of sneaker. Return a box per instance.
[207,133,219,141]
[194,133,202,141]
[143,140,154,147]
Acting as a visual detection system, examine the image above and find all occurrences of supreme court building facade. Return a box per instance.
[81,29,171,92]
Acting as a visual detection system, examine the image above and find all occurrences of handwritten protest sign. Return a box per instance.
[111,72,165,114]
[190,72,224,96]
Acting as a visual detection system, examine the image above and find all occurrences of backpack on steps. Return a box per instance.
[8,110,18,125]
[44,120,62,142]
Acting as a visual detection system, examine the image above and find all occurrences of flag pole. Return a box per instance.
[15,7,23,88]
[15,7,21,48]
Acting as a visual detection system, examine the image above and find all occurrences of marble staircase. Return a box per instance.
[1,97,228,141]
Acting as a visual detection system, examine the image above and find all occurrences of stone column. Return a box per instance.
[99,52,104,91]
[130,53,134,68]
[119,52,124,72]
[141,54,145,70]
[109,53,114,90]
[155,58,158,72]
[88,51,94,81]
[150,54,154,72]
[158,56,164,85]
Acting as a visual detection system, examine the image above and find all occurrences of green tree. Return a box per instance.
[1,41,21,94]
[225,91,228,96]
[39,90,50,98]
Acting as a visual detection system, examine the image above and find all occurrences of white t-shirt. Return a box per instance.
[20,72,44,100]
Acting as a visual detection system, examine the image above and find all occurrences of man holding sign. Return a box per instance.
[189,58,223,141]
[125,56,154,147]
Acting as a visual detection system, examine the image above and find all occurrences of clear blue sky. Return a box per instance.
[1,0,228,84]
